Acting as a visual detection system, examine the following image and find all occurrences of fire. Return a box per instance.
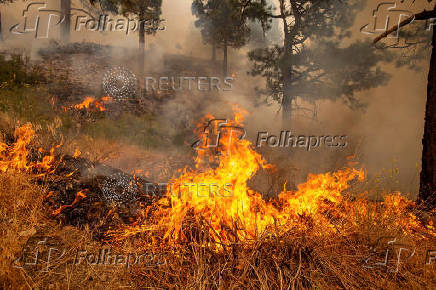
[109,106,435,246]
[73,149,81,158]
[0,124,55,174]
[52,189,88,216]
[2,112,431,250]
[111,108,379,245]
[68,96,112,112]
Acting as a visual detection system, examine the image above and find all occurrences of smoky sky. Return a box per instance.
[0,0,433,196]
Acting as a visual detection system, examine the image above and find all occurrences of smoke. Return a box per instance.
[0,0,432,196]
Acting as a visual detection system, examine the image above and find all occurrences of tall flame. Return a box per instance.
[0,124,55,174]
[112,108,373,245]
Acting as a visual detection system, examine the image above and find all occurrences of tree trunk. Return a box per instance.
[280,0,293,127]
[418,26,436,209]
[281,93,293,124]
[212,43,216,62]
[281,46,293,124]
[0,10,3,42]
[139,17,145,78]
[60,0,71,43]
[223,38,228,77]
[0,11,3,41]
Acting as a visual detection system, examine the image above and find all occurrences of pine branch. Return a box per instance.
[373,6,436,44]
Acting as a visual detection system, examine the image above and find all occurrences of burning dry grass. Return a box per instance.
[1,171,435,289]
[0,116,435,288]
[129,229,436,289]
[0,172,135,288]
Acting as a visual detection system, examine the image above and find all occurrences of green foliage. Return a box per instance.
[249,0,394,110]
[104,0,164,34]
[192,0,272,49]
[0,84,169,149]
[0,54,45,87]
[89,0,164,35]
[0,86,56,125]
[82,113,165,148]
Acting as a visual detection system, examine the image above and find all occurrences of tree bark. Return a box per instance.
[212,43,216,62]
[371,6,436,209]
[223,38,228,77]
[60,0,71,43]
[139,15,145,78]
[419,26,436,209]
[0,10,3,42]
[280,0,293,126]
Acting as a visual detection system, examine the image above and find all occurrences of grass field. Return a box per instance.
[0,53,435,289]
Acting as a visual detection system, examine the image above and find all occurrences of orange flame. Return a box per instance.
[52,190,88,216]
[111,106,436,246]
[70,96,111,112]
[110,108,375,246]
[73,149,81,158]
[0,124,55,174]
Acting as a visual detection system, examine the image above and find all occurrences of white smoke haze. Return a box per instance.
[0,0,432,196]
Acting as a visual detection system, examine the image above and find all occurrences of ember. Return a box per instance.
[52,189,88,216]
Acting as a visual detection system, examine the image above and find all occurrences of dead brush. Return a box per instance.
[126,210,436,289]
[0,170,138,289]
[0,115,435,289]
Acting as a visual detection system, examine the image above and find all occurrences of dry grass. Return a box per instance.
[0,171,138,289]
[0,128,435,289]
[1,168,435,289]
